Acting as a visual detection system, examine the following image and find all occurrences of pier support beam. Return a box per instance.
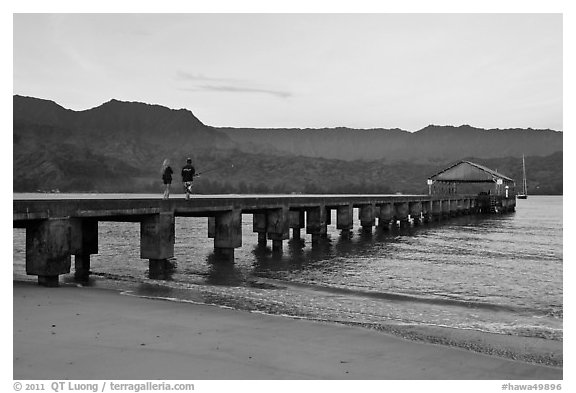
[441,200,451,218]
[422,201,432,223]
[289,210,305,240]
[141,212,175,277]
[456,199,464,215]
[449,200,458,217]
[461,199,470,214]
[378,203,394,229]
[469,198,478,214]
[325,207,332,227]
[336,204,354,237]
[409,202,422,225]
[432,200,442,221]
[306,205,327,244]
[394,202,409,227]
[267,208,290,253]
[252,213,267,245]
[70,218,98,282]
[214,209,242,262]
[359,204,375,229]
[26,218,72,287]
[502,198,515,213]
[208,216,215,238]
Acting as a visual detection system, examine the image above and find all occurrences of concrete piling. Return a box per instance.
[214,209,242,262]
[252,213,267,245]
[441,200,450,218]
[409,202,422,225]
[422,201,432,223]
[141,212,175,275]
[208,216,215,238]
[26,218,72,287]
[449,200,458,217]
[306,205,327,244]
[359,204,376,229]
[432,200,442,221]
[336,204,354,237]
[70,218,98,282]
[394,202,409,227]
[289,210,305,240]
[267,208,290,253]
[378,203,394,229]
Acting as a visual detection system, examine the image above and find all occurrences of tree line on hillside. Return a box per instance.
[14,149,562,196]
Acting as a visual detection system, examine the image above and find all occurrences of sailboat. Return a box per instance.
[517,155,528,199]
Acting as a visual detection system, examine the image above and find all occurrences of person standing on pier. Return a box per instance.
[161,159,173,200]
[181,157,196,200]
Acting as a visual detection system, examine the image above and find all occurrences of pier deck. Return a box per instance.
[13,194,516,286]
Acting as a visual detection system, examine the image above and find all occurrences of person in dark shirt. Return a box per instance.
[161,159,173,200]
[181,157,196,200]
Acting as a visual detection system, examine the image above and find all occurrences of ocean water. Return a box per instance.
[13,195,562,343]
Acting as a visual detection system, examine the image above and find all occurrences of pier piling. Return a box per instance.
[252,213,267,245]
[214,209,242,261]
[289,210,305,240]
[141,212,175,276]
[26,218,72,287]
[267,208,290,253]
[336,204,354,237]
[71,218,98,282]
[359,204,376,229]
[306,205,327,244]
[409,202,422,225]
[394,202,409,227]
[377,203,393,229]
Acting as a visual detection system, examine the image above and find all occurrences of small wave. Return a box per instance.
[258,277,561,318]
[119,287,563,342]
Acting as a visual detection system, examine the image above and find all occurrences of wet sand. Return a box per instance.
[13,281,562,380]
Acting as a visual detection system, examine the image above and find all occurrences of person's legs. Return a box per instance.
[184,182,191,199]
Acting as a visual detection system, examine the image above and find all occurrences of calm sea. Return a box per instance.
[13,195,563,342]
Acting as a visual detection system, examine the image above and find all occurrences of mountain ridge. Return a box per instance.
[13,95,563,194]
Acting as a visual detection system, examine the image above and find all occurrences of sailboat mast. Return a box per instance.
[522,155,527,195]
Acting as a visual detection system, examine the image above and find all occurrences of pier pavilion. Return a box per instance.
[427,160,516,198]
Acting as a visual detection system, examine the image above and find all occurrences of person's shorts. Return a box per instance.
[184,181,193,193]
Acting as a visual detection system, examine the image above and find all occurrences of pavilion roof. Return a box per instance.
[428,161,515,183]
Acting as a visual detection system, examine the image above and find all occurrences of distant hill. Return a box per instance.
[218,124,562,163]
[13,95,563,194]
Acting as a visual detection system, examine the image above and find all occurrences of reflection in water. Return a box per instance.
[135,282,175,298]
[148,259,177,281]
[205,252,247,286]
[286,238,305,266]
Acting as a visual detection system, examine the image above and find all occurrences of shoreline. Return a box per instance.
[13,280,562,380]
[122,277,563,368]
[127,296,563,368]
[13,272,563,369]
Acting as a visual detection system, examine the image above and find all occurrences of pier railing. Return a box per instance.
[13,194,516,286]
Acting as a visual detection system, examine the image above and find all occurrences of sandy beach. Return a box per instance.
[13,281,561,380]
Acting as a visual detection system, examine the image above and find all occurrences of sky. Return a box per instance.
[12,13,563,131]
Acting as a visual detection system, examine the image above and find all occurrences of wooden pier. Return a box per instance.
[13,194,516,286]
